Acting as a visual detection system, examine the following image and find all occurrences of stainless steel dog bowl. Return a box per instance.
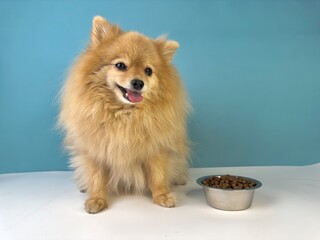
[197,175,262,211]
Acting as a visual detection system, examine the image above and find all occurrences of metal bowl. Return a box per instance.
[197,175,262,211]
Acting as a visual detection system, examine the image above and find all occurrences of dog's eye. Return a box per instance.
[144,67,152,76]
[115,62,127,71]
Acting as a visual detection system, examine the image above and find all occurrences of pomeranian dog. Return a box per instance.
[59,16,190,214]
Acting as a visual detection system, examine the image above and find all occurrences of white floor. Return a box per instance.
[0,164,319,240]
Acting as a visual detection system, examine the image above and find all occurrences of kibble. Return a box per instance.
[202,175,256,190]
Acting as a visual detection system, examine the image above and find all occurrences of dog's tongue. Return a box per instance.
[127,90,143,103]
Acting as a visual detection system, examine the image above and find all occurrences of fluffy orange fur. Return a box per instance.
[59,16,190,213]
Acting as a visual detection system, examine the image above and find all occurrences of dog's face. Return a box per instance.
[103,32,161,104]
[88,16,179,105]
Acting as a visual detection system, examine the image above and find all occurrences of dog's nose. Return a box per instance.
[131,79,144,91]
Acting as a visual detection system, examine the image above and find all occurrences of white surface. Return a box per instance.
[1,164,320,240]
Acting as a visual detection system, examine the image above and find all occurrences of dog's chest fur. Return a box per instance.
[90,107,174,193]
[85,105,175,164]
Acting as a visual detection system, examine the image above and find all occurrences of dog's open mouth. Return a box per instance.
[117,85,143,103]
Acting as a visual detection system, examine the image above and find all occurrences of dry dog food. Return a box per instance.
[202,175,256,190]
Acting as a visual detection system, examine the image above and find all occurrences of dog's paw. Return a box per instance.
[85,198,108,214]
[153,192,177,208]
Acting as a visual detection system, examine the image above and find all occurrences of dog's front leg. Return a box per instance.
[83,156,109,214]
[146,152,176,208]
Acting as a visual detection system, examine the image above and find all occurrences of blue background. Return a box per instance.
[0,0,319,173]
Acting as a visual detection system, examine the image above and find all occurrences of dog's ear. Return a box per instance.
[156,37,179,62]
[90,16,121,46]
